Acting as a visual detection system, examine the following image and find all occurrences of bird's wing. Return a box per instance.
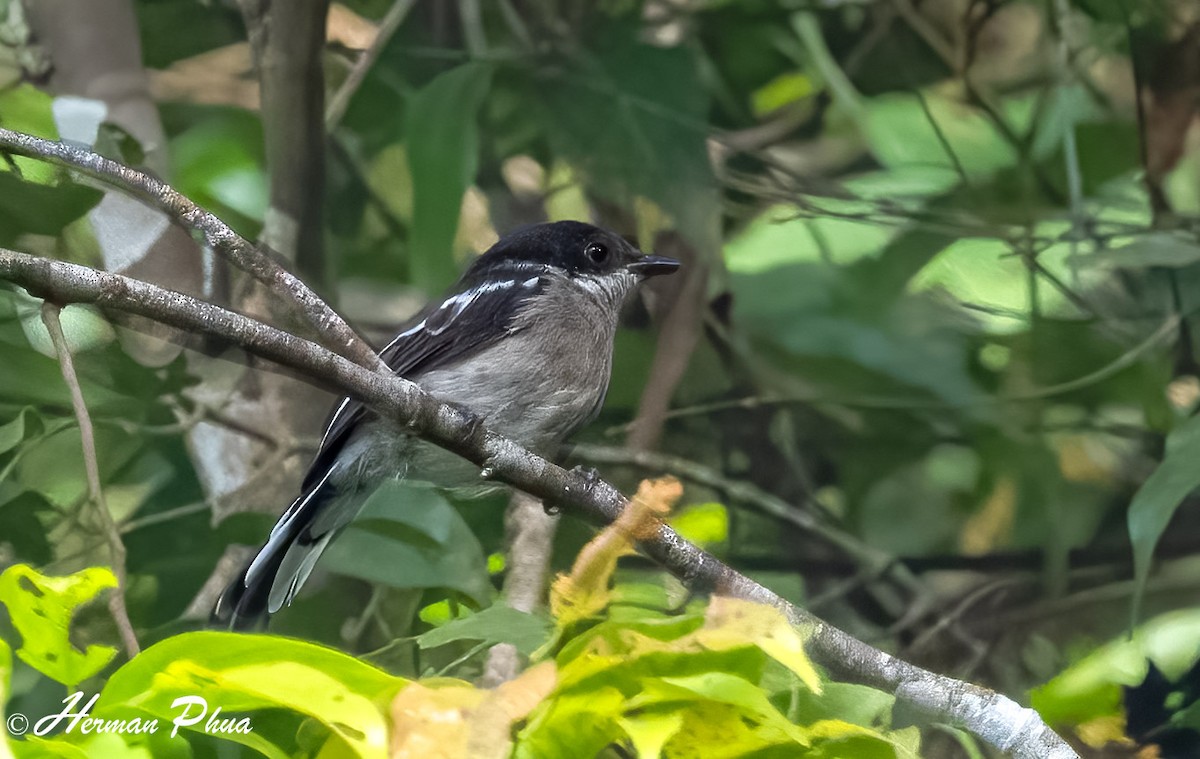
[299,272,546,493]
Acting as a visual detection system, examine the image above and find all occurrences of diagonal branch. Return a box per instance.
[326,0,419,131]
[39,302,140,658]
[0,127,383,372]
[0,248,1077,759]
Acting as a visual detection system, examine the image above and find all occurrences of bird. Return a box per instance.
[212,220,680,629]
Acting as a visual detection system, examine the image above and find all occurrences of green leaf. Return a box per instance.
[863,90,1032,179]
[751,71,814,117]
[168,109,267,234]
[97,632,404,759]
[0,491,55,565]
[1173,697,1200,732]
[0,172,103,246]
[699,597,822,693]
[13,297,115,357]
[405,62,493,292]
[417,605,551,657]
[672,504,724,545]
[536,25,718,251]
[555,630,767,701]
[514,688,626,759]
[134,1,243,69]
[933,725,987,759]
[0,406,34,454]
[724,204,880,274]
[15,426,140,510]
[630,673,809,744]
[321,481,493,604]
[0,565,118,686]
[1128,414,1200,625]
[1031,608,1200,726]
[0,85,59,183]
[788,681,897,729]
[1086,233,1200,269]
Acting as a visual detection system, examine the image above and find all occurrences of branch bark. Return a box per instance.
[40,302,140,657]
[0,248,1077,759]
[626,233,709,452]
[481,491,558,686]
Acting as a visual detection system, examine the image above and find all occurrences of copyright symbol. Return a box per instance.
[6,712,28,735]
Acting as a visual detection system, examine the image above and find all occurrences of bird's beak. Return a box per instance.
[626,254,681,278]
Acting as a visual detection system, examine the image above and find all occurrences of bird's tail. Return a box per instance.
[211,473,339,631]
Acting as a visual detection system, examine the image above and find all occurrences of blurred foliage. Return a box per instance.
[2,0,1200,757]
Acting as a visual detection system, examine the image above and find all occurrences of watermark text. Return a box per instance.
[5,691,252,739]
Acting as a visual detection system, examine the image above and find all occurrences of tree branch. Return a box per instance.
[0,127,382,372]
[237,0,330,281]
[0,249,1077,758]
[326,0,418,131]
[481,491,558,686]
[39,302,140,658]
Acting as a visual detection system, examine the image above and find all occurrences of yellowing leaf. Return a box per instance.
[98,632,401,759]
[699,597,822,694]
[807,719,879,740]
[0,564,118,685]
[662,702,794,758]
[959,476,1016,555]
[391,681,484,759]
[513,688,626,759]
[466,662,557,759]
[618,712,684,758]
[390,665,556,759]
[1075,715,1131,749]
[551,477,682,627]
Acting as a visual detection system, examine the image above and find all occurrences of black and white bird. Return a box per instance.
[213,220,680,629]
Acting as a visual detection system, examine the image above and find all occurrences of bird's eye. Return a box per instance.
[585,242,609,265]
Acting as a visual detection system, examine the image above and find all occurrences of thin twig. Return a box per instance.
[326,0,418,130]
[40,303,140,658]
[1051,0,1084,234]
[626,235,707,452]
[119,502,210,534]
[913,88,971,186]
[0,127,383,372]
[613,314,1180,426]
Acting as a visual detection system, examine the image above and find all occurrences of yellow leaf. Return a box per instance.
[390,681,483,759]
[1075,714,1132,749]
[391,666,557,759]
[959,476,1015,555]
[698,597,822,694]
[663,703,790,758]
[550,477,682,626]
[0,564,118,686]
[466,662,557,759]
[807,719,877,740]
